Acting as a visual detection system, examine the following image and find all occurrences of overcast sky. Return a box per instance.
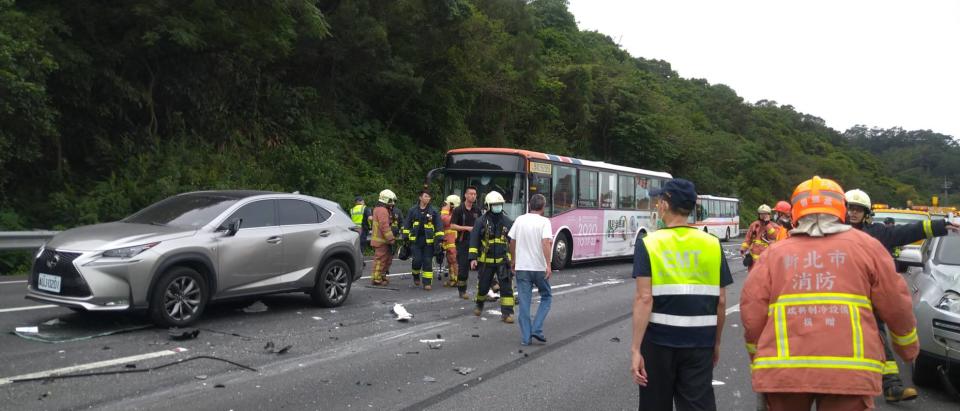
[567,0,960,139]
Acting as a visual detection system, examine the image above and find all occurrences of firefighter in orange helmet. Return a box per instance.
[439,194,461,287]
[773,201,792,241]
[741,176,918,410]
[740,204,781,270]
[370,189,398,285]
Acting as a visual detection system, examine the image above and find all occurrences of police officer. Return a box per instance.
[469,191,515,323]
[403,190,443,290]
[630,178,733,410]
[350,196,369,250]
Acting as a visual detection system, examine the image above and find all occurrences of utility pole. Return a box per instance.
[944,177,952,205]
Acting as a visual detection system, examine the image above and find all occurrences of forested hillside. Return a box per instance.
[1,0,956,236]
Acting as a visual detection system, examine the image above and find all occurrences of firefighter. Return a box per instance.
[451,186,482,300]
[440,194,461,288]
[773,201,792,241]
[403,190,443,290]
[741,176,919,410]
[740,204,781,270]
[370,190,398,286]
[469,191,515,323]
[844,188,958,402]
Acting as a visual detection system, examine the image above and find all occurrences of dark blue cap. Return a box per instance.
[649,178,697,211]
[355,195,364,202]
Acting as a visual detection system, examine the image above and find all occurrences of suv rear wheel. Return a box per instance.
[149,266,208,327]
[311,259,352,307]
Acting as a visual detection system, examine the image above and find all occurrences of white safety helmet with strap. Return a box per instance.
[378,189,397,205]
[484,191,505,206]
[757,204,772,214]
[445,194,461,208]
[845,189,871,210]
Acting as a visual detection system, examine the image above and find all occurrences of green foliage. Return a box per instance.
[2,0,958,277]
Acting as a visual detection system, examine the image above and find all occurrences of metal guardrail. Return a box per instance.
[0,231,59,251]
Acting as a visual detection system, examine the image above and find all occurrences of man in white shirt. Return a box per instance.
[508,194,554,346]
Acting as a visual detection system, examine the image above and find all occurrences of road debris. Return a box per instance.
[423,376,437,383]
[392,304,413,322]
[420,339,444,349]
[263,341,293,354]
[365,285,400,291]
[168,327,200,341]
[214,383,225,388]
[42,318,64,326]
[610,337,621,343]
[14,327,38,334]
[312,317,322,321]
[38,391,50,400]
[485,310,502,316]
[471,334,480,338]
[453,367,475,375]
[195,375,208,380]
[241,301,269,313]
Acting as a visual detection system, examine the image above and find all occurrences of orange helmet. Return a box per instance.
[791,176,846,223]
[774,201,791,214]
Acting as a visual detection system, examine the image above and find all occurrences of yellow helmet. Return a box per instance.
[757,204,772,214]
[445,194,461,208]
[378,189,397,205]
[844,189,871,210]
[484,191,505,206]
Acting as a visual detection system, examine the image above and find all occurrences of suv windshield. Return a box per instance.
[936,235,960,265]
[873,212,928,225]
[124,194,240,228]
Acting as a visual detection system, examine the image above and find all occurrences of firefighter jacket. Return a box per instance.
[468,212,513,265]
[740,229,919,396]
[440,205,457,250]
[370,204,396,247]
[741,220,782,259]
[403,205,443,248]
[852,219,948,257]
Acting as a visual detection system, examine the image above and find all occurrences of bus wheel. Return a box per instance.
[552,232,571,270]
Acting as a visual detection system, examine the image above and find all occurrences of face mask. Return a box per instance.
[491,205,503,214]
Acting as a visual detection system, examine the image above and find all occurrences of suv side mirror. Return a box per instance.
[221,219,242,237]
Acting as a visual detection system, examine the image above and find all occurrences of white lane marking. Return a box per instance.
[0,305,58,314]
[0,280,27,285]
[535,283,572,293]
[725,304,740,315]
[552,280,624,296]
[712,380,726,386]
[360,272,412,280]
[0,347,189,385]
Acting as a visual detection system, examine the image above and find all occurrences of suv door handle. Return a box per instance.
[318,230,330,238]
[266,236,282,244]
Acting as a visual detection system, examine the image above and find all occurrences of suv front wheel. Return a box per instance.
[150,266,208,327]
[311,259,352,308]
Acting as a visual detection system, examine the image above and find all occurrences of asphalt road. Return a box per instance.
[0,241,957,410]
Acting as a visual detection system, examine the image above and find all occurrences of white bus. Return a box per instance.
[689,194,740,241]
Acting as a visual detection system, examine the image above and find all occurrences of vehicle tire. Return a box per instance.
[912,352,940,387]
[551,232,572,270]
[311,259,352,308]
[149,266,208,327]
[68,307,86,313]
[724,228,731,242]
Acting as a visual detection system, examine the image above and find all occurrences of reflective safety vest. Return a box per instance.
[642,227,722,347]
[350,204,366,227]
[468,213,512,264]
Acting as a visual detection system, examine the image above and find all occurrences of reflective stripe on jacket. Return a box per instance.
[468,213,513,264]
[741,220,781,259]
[740,229,919,396]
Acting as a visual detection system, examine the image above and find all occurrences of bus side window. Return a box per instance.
[619,175,635,209]
[530,173,553,217]
[553,165,577,214]
[635,177,650,209]
[600,172,617,209]
[578,169,599,208]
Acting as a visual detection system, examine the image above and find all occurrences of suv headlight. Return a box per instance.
[936,291,960,314]
[102,242,159,259]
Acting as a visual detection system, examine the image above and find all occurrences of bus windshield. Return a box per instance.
[444,173,525,218]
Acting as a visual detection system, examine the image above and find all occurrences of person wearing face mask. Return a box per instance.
[772,201,793,241]
[469,191,515,323]
[740,204,781,270]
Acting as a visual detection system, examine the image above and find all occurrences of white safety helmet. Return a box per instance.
[844,189,871,210]
[757,204,772,214]
[445,194,461,208]
[485,191,505,206]
[378,189,397,205]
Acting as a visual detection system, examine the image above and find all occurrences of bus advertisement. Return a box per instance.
[427,148,672,269]
[688,195,740,241]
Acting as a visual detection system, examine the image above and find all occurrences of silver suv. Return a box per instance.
[27,191,362,326]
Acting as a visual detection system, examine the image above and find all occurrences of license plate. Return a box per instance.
[38,273,62,293]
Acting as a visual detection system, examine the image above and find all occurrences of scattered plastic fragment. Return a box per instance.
[423,376,437,383]
[195,375,208,380]
[392,304,413,322]
[168,327,200,341]
[241,301,269,313]
[453,367,475,375]
[610,337,621,343]
[15,327,38,334]
[420,339,444,349]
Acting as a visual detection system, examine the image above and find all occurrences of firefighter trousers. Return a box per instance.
[372,245,393,283]
[877,319,905,390]
[410,243,434,286]
[444,248,458,286]
[475,263,513,315]
[456,242,471,294]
